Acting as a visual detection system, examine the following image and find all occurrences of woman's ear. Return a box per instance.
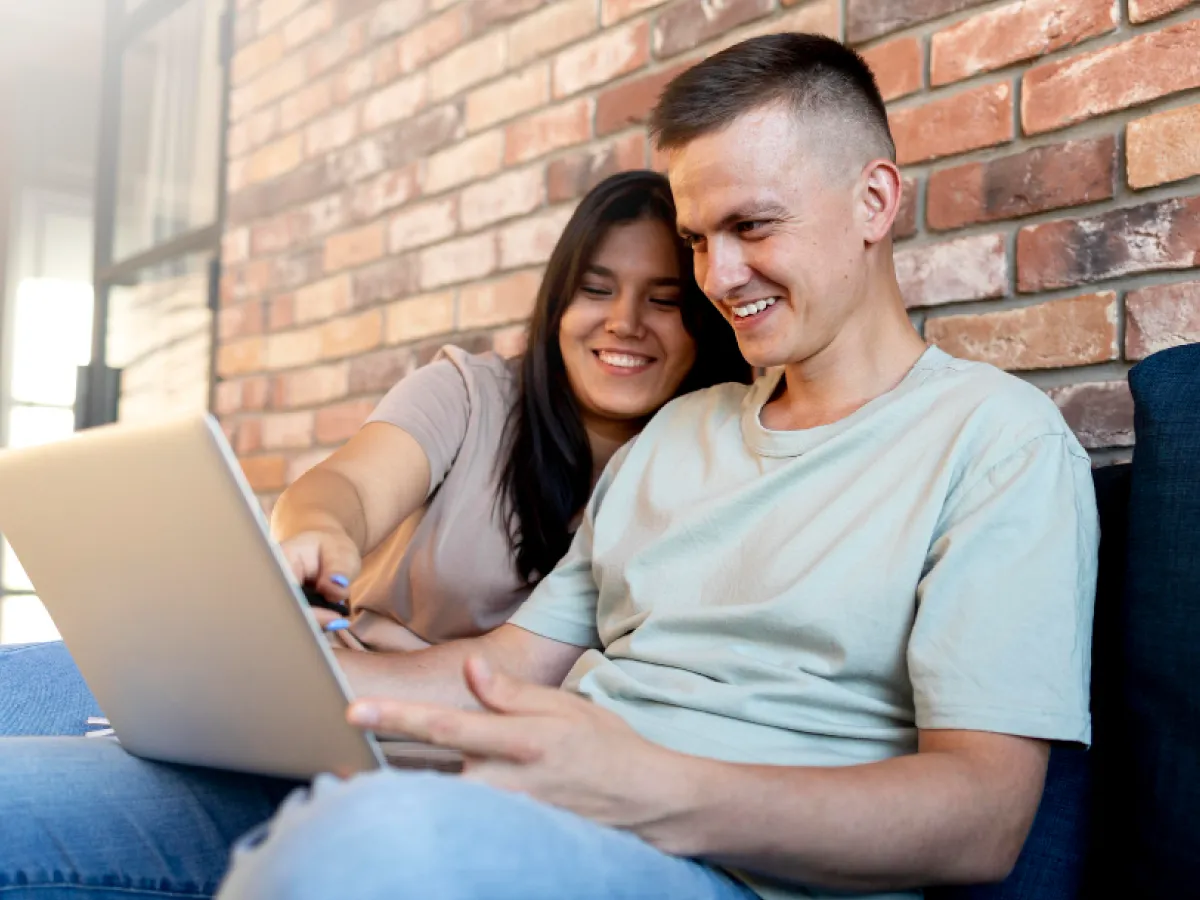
[859,159,903,245]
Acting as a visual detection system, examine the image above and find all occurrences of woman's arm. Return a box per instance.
[270,423,431,600]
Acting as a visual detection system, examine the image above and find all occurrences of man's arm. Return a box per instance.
[336,623,586,709]
[652,729,1047,889]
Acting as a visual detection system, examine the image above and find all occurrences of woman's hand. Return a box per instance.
[278,529,362,605]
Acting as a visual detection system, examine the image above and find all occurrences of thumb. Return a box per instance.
[464,656,563,716]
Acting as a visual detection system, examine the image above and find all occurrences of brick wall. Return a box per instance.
[217,0,1200,508]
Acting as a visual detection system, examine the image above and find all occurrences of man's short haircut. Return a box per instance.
[650,32,896,164]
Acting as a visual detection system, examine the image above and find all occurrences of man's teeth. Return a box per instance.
[597,351,651,369]
[732,297,779,318]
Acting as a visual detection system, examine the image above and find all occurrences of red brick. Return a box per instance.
[250,215,294,257]
[429,31,507,102]
[1126,279,1200,359]
[931,0,1115,87]
[895,232,1009,308]
[305,105,359,158]
[381,104,465,168]
[727,0,840,46]
[861,37,922,102]
[283,0,334,49]
[508,0,598,68]
[233,33,284,85]
[927,137,1116,231]
[846,0,991,44]
[294,275,353,325]
[231,56,305,122]
[595,63,689,137]
[233,417,260,453]
[420,233,498,289]
[215,380,244,416]
[307,19,367,79]
[553,20,650,100]
[1129,0,1194,23]
[360,73,427,132]
[349,348,417,394]
[245,133,304,185]
[217,337,265,377]
[240,455,289,492]
[460,270,543,328]
[890,82,1014,166]
[925,292,1117,370]
[320,309,384,360]
[365,0,427,40]
[261,411,316,450]
[499,207,575,269]
[258,0,306,32]
[1127,102,1200,190]
[277,363,351,408]
[1022,21,1200,135]
[354,255,422,306]
[325,138,387,185]
[548,132,648,203]
[492,324,529,358]
[467,0,545,33]
[315,399,378,445]
[350,166,419,220]
[397,8,464,73]
[323,222,386,273]
[281,80,333,132]
[1046,381,1134,449]
[332,56,374,105]
[1017,196,1200,292]
[895,177,918,240]
[461,167,546,230]
[603,0,669,25]
[505,99,593,165]
[219,301,266,342]
[389,197,459,252]
[270,295,295,332]
[423,130,506,194]
[384,292,457,344]
[243,376,271,411]
[654,0,771,59]
[466,65,550,133]
[266,328,323,370]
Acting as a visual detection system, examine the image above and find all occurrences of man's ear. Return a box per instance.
[858,159,903,245]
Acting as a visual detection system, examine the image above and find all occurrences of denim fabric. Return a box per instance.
[218,769,759,900]
[0,736,293,898]
[1122,342,1200,894]
[0,641,102,736]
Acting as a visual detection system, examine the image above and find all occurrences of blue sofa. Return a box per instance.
[935,342,1200,899]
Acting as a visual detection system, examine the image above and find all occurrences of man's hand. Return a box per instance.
[347,656,694,848]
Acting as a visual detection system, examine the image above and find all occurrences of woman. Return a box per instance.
[0,168,746,745]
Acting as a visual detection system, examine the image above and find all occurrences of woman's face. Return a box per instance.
[558,218,698,435]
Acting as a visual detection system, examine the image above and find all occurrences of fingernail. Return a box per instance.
[348,702,378,727]
[323,618,351,633]
[330,574,350,588]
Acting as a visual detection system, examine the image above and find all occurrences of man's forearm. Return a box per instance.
[646,733,1048,891]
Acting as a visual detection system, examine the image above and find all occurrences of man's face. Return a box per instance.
[668,104,869,370]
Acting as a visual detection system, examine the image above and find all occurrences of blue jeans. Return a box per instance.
[0,641,103,735]
[218,770,758,900]
[0,643,756,899]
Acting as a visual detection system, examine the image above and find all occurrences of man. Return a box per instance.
[218,33,1098,900]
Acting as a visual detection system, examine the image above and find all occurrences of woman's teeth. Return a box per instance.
[733,297,778,318]
[597,351,651,369]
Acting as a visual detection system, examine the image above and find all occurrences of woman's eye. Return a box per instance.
[650,296,682,308]
[580,285,611,297]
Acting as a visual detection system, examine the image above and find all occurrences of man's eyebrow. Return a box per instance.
[678,204,789,237]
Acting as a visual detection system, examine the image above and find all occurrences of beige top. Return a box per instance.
[343,346,530,650]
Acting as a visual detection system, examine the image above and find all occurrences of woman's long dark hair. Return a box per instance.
[496,170,750,584]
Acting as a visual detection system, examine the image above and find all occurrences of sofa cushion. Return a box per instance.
[1121,342,1200,893]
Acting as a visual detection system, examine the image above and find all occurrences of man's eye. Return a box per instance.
[737,220,767,235]
[681,234,704,250]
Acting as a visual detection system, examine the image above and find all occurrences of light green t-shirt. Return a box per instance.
[509,346,1098,900]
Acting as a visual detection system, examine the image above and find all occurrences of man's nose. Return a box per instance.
[698,238,751,302]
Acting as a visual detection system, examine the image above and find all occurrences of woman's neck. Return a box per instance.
[584,416,642,484]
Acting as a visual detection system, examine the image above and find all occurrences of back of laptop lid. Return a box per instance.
[0,414,383,779]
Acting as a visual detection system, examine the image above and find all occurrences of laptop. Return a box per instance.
[0,413,459,779]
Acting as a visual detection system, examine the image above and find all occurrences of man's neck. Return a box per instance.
[765,298,928,432]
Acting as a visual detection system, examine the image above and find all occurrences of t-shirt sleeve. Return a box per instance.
[908,433,1098,745]
[364,354,471,498]
[508,441,637,649]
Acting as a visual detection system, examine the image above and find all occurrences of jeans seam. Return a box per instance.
[0,886,213,897]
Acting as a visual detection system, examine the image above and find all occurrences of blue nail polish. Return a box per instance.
[330,574,350,588]
[324,618,351,632]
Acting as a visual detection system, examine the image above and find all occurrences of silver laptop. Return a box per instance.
[0,414,457,779]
